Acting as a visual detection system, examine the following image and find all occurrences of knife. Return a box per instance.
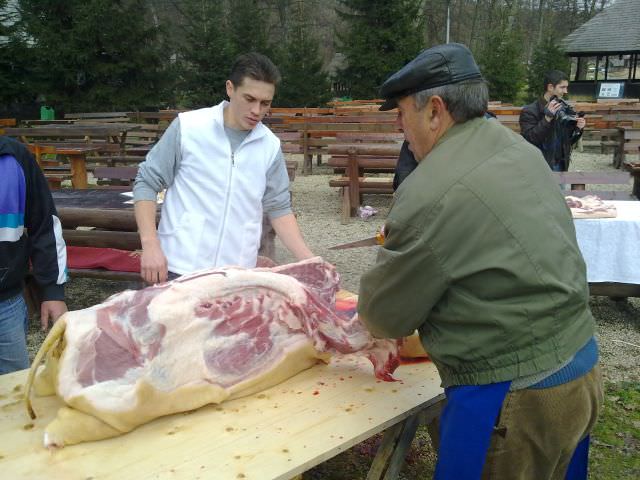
[329,231,385,250]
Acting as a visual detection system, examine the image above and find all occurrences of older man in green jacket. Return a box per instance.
[358,43,602,479]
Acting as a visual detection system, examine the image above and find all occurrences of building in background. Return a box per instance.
[562,0,640,100]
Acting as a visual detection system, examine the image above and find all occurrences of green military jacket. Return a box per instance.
[358,117,594,388]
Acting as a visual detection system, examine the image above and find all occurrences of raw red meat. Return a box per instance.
[26,257,399,447]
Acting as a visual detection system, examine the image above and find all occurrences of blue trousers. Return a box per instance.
[0,294,30,374]
[434,381,591,479]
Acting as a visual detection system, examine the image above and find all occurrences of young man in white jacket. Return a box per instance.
[133,53,314,283]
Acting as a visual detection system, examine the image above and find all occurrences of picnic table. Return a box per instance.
[4,124,140,153]
[0,349,444,479]
[575,200,640,298]
[27,144,100,189]
[52,188,142,253]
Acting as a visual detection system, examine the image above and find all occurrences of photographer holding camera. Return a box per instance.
[520,70,586,171]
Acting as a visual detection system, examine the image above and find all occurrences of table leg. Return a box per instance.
[367,413,419,480]
[69,154,88,189]
[421,401,444,452]
[119,132,128,155]
[632,171,640,199]
[367,395,445,480]
[347,149,360,217]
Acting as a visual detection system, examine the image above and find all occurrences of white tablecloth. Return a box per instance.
[574,201,640,283]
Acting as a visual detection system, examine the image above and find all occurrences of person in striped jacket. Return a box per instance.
[0,136,68,374]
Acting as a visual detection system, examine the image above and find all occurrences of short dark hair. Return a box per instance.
[229,52,281,87]
[542,70,568,92]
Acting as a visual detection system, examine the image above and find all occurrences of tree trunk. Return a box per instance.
[469,0,481,49]
[536,0,545,44]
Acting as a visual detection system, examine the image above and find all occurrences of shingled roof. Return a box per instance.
[562,0,640,55]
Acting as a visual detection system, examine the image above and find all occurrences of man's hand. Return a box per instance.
[140,240,169,284]
[576,117,586,130]
[134,199,166,283]
[40,300,67,331]
[544,100,562,122]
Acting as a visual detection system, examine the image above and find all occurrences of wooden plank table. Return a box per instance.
[52,189,142,254]
[5,124,140,154]
[0,357,444,480]
[28,144,100,189]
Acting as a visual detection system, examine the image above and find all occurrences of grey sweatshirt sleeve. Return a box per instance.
[262,149,293,220]
[133,118,182,201]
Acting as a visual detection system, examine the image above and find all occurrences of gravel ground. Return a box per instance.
[27,150,640,386]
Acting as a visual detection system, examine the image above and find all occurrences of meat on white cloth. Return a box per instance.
[25,257,399,448]
[565,195,617,218]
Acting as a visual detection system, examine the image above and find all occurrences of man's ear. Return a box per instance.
[225,80,234,98]
[428,95,447,130]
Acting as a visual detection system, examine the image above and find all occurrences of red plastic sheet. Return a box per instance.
[66,246,141,272]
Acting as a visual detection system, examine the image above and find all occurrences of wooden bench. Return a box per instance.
[554,171,636,200]
[126,110,181,124]
[265,112,399,174]
[93,166,138,188]
[0,117,16,134]
[615,127,640,168]
[82,123,165,166]
[64,111,130,123]
[276,131,304,155]
[327,144,400,220]
[328,133,403,174]
[302,119,398,173]
[579,128,622,154]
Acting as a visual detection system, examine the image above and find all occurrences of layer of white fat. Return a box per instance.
[57,269,313,412]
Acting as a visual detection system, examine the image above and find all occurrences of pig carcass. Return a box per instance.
[25,257,399,448]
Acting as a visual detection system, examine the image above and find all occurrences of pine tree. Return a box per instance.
[274,1,331,107]
[16,0,168,111]
[176,0,234,108]
[336,0,424,100]
[478,29,526,104]
[227,0,272,58]
[0,1,34,107]
[525,37,571,102]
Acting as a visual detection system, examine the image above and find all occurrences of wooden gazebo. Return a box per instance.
[562,0,640,100]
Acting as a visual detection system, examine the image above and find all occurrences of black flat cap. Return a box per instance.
[379,43,482,111]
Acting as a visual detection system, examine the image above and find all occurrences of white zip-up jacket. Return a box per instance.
[154,103,282,273]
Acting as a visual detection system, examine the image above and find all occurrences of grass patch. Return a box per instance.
[590,381,640,479]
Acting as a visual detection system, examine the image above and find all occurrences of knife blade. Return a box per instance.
[328,231,385,250]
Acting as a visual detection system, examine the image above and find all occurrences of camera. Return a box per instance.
[549,95,585,127]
